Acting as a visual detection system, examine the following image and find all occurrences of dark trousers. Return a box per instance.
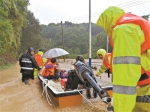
[22,73,34,82]
[22,73,29,82]
[66,72,83,90]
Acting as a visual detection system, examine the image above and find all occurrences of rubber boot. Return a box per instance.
[24,79,28,85]
[93,89,97,98]
[86,88,91,99]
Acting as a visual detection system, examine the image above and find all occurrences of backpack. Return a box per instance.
[66,69,80,90]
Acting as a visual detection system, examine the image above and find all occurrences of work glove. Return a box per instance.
[96,74,99,77]
[92,66,97,70]
[96,71,101,77]
[38,68,41,71]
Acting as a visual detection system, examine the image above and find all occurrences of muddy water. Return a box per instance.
[0,62,108,112]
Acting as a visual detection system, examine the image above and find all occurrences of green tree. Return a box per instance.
[95,32,107,48]
[19,10,42,55]
[74,47,80,54]
[41,22,105,59]
[0,0,28,67]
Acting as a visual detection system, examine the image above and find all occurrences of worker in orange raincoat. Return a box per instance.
[34,49,47,77]
[97,6,150,112]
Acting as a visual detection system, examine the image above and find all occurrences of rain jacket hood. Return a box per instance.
[97,49,106,60]
[28,47,35,53]
[96,6,125,36]
[38,51,43,56]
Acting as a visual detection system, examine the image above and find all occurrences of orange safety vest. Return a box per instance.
[109,13,150,86]
[103,53,112,72]
[42,61,56,77]
[34,54,43,67]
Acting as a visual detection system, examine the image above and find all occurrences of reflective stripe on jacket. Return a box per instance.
[110,13,150,86]
[19,53,40,74]
[96,6,149,112]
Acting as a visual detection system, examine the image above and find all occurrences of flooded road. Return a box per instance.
[0,62,108,112]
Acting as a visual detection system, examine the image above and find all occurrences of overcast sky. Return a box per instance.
[28,0,150,25]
